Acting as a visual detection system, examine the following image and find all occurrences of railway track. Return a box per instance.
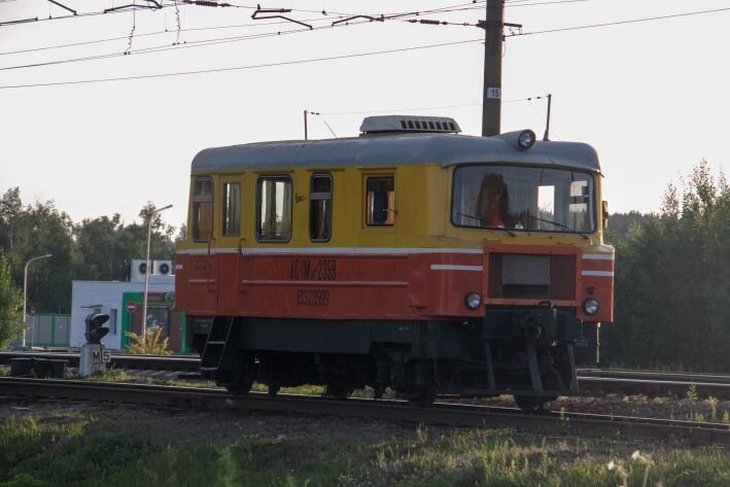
[4,351,730,399]
[0,351,199,372]
[578,369,730,399]
[1,376,729,446]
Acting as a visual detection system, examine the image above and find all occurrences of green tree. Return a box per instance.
[73,214,126,281]
[71,203,176,285]
[11,201,74,314]
[0,187,22,253]
[0,190,178,318]
[603,160,730,371]
[0,254,23,349]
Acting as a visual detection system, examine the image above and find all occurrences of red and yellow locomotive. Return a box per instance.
[175,115,614,410]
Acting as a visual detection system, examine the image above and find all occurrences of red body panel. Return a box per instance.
[176,244,614,323]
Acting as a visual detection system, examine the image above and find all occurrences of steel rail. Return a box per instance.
[1,377,729,446]
[0,351,199,371]
[577,376,730,399]
[579,368,730,384]
[5,352,730,398]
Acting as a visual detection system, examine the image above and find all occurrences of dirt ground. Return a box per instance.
[2,389,727,448]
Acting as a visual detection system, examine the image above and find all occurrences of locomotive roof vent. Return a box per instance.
[360,115,461,136]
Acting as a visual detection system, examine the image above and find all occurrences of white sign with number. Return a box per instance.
[486,87,501,99]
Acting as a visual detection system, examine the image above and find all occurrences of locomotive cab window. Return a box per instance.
[310,173,332,242]
[256,175,292,242]
[192,177,213,242]
[222,181,241,237]
[366,176,395,226]
[451,165,596,233]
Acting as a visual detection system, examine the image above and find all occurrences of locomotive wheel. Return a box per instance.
[225,356,256,395]
[406,384,436,406]
[408,393,436,407]
[225,376,254,395]
[513,394,555,413]
[324,382,354,399]
[515,355,564,412]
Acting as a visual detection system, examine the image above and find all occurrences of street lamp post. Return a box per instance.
[22,253,52,348]
[142,204,173,342]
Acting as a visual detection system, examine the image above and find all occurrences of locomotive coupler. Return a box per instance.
[513,301,557,346]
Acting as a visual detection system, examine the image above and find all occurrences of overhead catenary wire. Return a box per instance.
[0,1,479,57]
[505,0,589,6]
[0,14,344,57]
[3,3,730,83]
[0,2,490,71]
[0,0,173,27]
[318,97,534,116]
[510,6,730,37]
[0,37,483,90]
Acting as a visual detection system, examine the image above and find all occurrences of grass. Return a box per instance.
[2,410,730,487]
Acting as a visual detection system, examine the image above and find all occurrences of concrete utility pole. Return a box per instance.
[481,0,504,137]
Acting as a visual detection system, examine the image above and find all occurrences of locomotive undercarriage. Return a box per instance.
[196,305,582,412]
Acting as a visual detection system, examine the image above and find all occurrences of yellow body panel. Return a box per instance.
[178,163,611,257]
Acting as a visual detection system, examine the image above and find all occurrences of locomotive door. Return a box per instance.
[217,175,244,312]
[187,176,218,314]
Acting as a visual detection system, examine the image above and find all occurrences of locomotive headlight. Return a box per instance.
[465,292,482,310]
[582,298,600,316]
[517,129,536,150]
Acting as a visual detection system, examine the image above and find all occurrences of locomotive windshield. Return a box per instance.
[451,165,596,233]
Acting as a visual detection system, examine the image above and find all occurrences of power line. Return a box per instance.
[0,1,174,27]
[317,97,541,116]
[0,21,335,71]
[0,2,482,64]
[506,0,588,5]
[4,3,729,79]
[0,3,489,71]
[0,15,342,57]
[0,37,482,90]
[512,6,730,37]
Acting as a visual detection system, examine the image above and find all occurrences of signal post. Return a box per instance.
[79,313,111,377]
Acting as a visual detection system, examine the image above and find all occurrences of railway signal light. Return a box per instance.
[85,313,110,344]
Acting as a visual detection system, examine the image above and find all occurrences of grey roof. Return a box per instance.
[191,132,601,175]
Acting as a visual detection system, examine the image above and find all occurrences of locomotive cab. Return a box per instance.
[175,116,614,411]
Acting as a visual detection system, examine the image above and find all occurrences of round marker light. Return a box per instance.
[582,298,600,316]
[465,292,482,310]
[517,129,536,150]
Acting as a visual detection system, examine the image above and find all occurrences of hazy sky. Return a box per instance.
[1,0,729,230]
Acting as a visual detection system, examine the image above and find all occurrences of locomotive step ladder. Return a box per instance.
[200,316,235,373]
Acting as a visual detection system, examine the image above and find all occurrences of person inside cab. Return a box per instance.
[476,173,508,228]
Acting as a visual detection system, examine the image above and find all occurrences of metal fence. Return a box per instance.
[26,314,71,348]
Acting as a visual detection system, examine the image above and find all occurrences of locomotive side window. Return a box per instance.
[256,175,292,242]
[222,181,241,237]
[192,177,213,242]
[366,176,395,226]
[309,173,332,242]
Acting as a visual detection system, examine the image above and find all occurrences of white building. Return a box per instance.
[70,260,178,350]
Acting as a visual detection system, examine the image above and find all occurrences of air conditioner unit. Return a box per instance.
[154,260,173,276]
[130,259,148,282]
